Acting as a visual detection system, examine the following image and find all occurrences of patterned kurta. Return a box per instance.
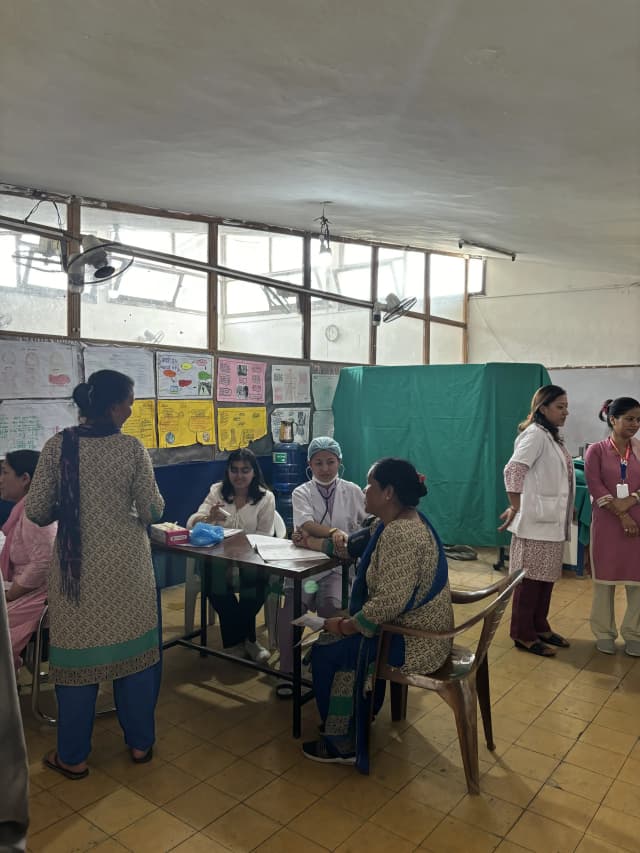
[505,444,574,582]
[25,433,164,685]
[354,518,453,674]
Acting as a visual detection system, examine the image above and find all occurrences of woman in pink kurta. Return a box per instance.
[1,450,57,668]
[584,397,640,656]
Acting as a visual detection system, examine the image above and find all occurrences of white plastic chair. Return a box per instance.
[183,510,287,637]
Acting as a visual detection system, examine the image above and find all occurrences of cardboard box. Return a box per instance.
[150,524,190,546]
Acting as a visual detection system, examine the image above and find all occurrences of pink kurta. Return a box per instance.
[1,498,57,667]
[584,439,640,584]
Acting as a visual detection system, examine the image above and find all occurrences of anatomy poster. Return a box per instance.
[216,357,266,403]
[0,341,81,399]
[271,364,311,404]
[156,352,213,399]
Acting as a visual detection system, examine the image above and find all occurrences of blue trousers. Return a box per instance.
[56,590,163,765]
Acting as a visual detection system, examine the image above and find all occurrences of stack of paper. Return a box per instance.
[253,539,330,563]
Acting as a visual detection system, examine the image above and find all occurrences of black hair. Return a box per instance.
[72,370,134,420]
[221,448,269,505]
[519,384,566,444]
[370,457,427,508]
[599,397,640,428]
[4,449,40,481]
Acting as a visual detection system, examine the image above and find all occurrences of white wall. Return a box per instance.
[468,260,640,367]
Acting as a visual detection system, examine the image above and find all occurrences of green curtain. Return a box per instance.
[333,363,551,547]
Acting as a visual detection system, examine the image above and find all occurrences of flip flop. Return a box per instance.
[130,746,153,764]
[539,632,570,648]
[43,752,89,781]
[514,640,556,657]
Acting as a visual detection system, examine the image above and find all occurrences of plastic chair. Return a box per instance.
[29,603,56,725]
[372,569,524,794]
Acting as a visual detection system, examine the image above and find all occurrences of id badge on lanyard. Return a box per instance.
[611,438,631,498]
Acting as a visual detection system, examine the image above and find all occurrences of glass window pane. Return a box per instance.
[311,240,371,299]
[219,226,303,286]
[0,194,67,228]
[82,268,208,348]
[430,322,464,364]
[310,300,370,363]
[429,254,465,322]
[0,232,67,335]
[376,316,425,365]
[82,208,208,261]
[378,249,425,313]
[468,257,484,294]
[218,278,302,357]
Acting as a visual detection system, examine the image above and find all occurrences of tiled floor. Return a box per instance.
[20,551,640,852]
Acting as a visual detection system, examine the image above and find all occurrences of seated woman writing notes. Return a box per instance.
[293,457,453,771]
[187,448,275,663]
[276,437,365,690]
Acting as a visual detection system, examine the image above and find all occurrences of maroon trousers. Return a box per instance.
[510,577,554,643]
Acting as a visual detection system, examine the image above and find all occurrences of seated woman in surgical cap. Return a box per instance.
[276,437,366,692]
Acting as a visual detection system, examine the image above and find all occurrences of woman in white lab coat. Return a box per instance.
[277,437,366,682]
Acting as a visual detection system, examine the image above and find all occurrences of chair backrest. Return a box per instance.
[273,511,287,539]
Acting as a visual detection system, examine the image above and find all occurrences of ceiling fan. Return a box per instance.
[372,292,417,325]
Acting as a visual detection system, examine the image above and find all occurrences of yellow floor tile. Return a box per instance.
[246,777,318,824]
[602,778,640,819]
[202,802,280,850]
[514,725,576,760]
[171,742,237,780]
[170,832,234,852]
[288,798,363,849]
[369,792,443,845]
[281,757,350,796]
[421,815,501,853]
[321,774,395,820]
[451,793,523,837]
[89,840,130,852]
[28,813,108,852]
[499,745,559,782]
[80,786,156,834]
[546,694,601,722]
[28,789,74,835]
[480,766,542,808]
[49,767,121,811]
[528,784,598,831]
[207,757,276,800]
[255,826,331,852]
[126,762,200,806]
[335,821,415,853]
[506,811,582,853]
[564,741,626,778]
[494,842,534,853]
[152,725,206,761]
[366,749,423,791]
[115,808,195,852]
[617,754,640,785]
[575,835,629,853]
[548,761,613,803]
[587,804,640,853]
[593,707,640,737]
[246,736,304,775]
[528,709,587,740]
[578,722,637,756]
[164,781,237,829]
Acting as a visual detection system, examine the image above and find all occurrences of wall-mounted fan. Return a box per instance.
[62,236,134,293]
[372,293,417,325]
[13,236,64,272]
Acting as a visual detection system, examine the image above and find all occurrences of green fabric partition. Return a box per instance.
[333,363,551,547]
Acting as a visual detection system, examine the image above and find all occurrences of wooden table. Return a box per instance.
[154,532,341,737]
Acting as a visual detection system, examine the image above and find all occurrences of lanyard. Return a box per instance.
[609,437,631,483]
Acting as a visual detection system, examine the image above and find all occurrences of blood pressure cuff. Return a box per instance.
[346,515,377,559]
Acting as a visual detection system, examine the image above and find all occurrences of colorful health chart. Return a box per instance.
[156,352,213,399]
[216,358,266,403]
[217,407,267,451]
[157,400,215,448]
[122,399,157,448]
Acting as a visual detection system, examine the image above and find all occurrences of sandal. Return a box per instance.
[130,747,153,764]
[43,751,89,781]
[514,640,556,657]
[538,632,570,648]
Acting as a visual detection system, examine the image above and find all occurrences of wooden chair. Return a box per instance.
[373,569,524,794]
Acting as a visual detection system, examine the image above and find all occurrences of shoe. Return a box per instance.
[224,643,248,658]
[43,752,89,781]
[596,639,616,655]
[302,740,355,765]
[130,747,153,764]
[244,639,270,663]
[624,641,640,657]
[514,640,556,657]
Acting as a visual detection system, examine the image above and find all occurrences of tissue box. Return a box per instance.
[150,523,190,546]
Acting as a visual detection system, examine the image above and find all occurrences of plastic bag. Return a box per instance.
[189,522,225,547]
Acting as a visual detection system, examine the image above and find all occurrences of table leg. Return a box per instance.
[341,562,349,609]
[292,577,303,738]
[200,560,208,656]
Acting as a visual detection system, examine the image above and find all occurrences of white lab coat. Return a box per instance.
[186,482,275,535]
[507,424,574,542]
[291,478,366,581]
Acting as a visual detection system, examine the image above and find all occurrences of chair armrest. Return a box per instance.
[451,572,513,604]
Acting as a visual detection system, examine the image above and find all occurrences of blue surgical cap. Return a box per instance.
[307,436,342,462]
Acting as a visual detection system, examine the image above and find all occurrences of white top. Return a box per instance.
[291,478,366,580]
[506,424,575,542]
[187,482,276,535]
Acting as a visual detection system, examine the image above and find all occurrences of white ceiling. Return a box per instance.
[2,0,639,274]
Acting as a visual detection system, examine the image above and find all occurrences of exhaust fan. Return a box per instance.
[62,236,134,293]
[372,293,417,326]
